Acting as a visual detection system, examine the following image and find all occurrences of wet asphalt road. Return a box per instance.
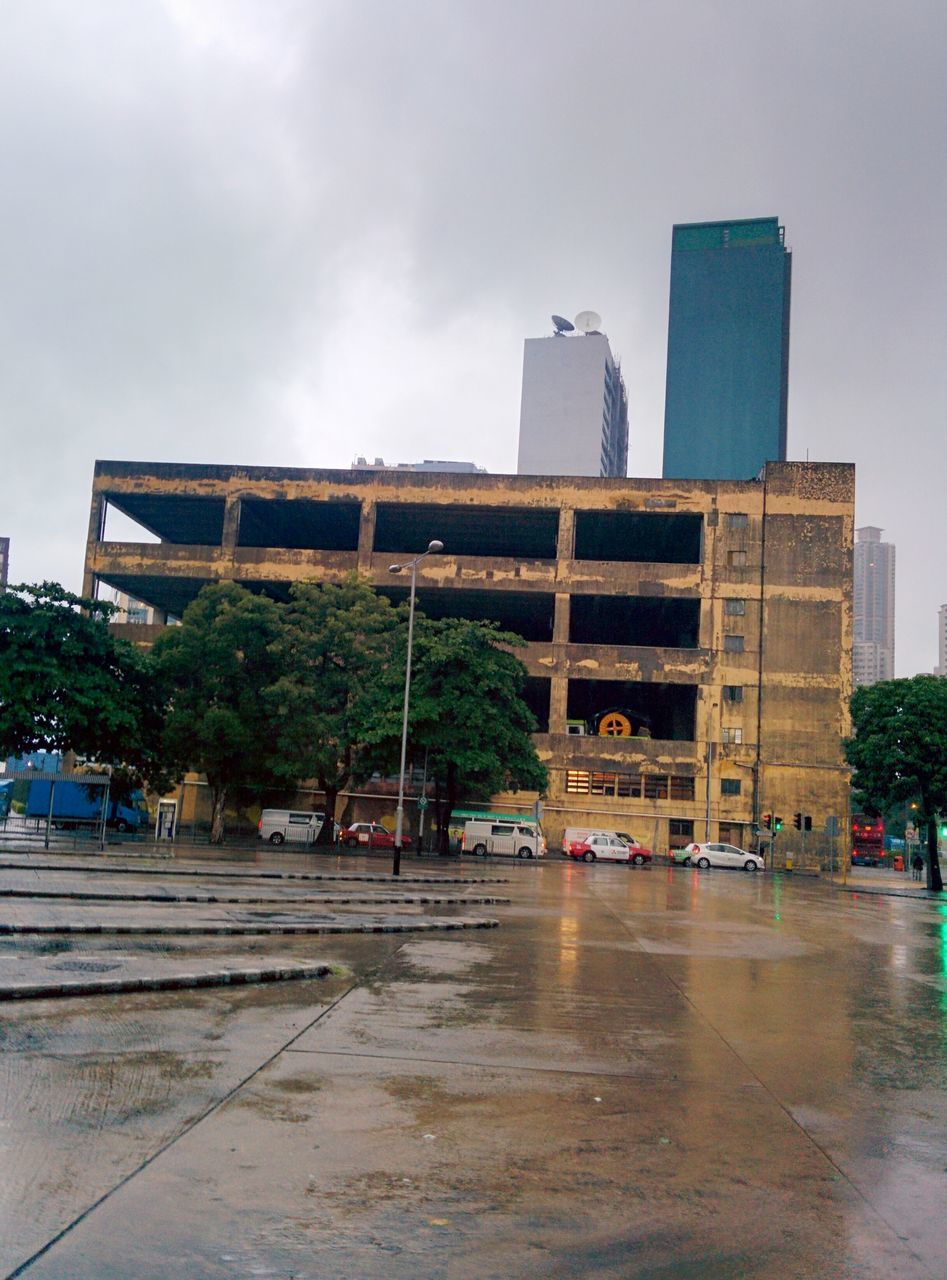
[1,853,946,1279]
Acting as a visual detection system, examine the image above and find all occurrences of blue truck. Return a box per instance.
[25,780,149,833]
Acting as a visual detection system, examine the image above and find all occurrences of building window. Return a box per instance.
[721,778,741,796]
[727,550,748,568]
[669,819,694,849]
[718,823,745,846]
[724,634,745,653]
[669,775,696,801]
[723,685,743,703]
[727,513,749,529]
[643,774,669,799]
[724,598,746,615]
[722,727,743,745]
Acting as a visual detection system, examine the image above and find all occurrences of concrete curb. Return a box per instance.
[0,889,513,907]
[0,917,501,938]
[0,961,332,1001]
[832,882,942,901]
[0,860,510,885]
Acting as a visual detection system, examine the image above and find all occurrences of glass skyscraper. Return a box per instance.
[662,217,791,480]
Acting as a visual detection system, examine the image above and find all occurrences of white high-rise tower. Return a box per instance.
[853,526,896,686]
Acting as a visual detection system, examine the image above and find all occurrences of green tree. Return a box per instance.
[264,577,404,843]
[846,676,947,892]
[363,617,548,853]
[0,582,166,784]
[153,582,283,843]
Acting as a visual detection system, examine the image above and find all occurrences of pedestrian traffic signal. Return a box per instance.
[774,816,784,831]
[762,813,772,830]
[793,812,802,830]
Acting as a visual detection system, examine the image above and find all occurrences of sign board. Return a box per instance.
[417,796,428,811]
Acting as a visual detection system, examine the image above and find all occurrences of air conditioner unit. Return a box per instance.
[566,720,586,736]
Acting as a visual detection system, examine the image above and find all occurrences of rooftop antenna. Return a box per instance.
[574,310,603,334]
[551,314,575,334]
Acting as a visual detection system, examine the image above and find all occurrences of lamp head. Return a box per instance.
[388,564,402,574]
[427,540,444,553]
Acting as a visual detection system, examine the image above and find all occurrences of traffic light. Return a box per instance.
[804,816,812,831]
[940,822,947,839]
[793,813,802,830]
[762,813,772,830]
[774,816,784,831]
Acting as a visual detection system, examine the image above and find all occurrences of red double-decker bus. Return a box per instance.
[851,814,884,866]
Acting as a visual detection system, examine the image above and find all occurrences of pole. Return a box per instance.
[393,560,418,877]
[705,739,714,842]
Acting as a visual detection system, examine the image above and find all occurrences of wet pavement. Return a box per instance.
[1,850,946,1277]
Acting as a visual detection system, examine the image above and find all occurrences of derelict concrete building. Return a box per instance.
[85,459,853,859]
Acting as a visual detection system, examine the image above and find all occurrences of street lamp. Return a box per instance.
[388,539,443,875]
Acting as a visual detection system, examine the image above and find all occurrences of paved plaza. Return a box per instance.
[1,849,945,1278]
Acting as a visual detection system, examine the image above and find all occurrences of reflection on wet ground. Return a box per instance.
[1,851,945,1278]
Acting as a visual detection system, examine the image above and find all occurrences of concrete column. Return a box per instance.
[82,491,106,599]
[221,495,242,552]
[357,502,376,572]
[553,592,570,645]
[556,507,575,562]
[549,674,569,734]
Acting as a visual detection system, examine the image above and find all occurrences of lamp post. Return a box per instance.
[388,539,443,875]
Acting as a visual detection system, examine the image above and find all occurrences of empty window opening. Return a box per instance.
[374,504,559,560]
[101,494,225,546]
[573,511,702,564]
[522,677,551,733]
[238,499,361,551]
[380,587,555,643]
[569,595,700,648]
[721,778,742,796]
[566,679,697,741]
[101,504,160,545]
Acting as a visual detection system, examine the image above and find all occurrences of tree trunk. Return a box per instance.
[926,818,943,891]
[315,780,338,846]
[441,762,458,857]
[210,784,227,844]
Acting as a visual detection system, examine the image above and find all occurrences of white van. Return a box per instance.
[462,819,546,859]
[258,809,327,846]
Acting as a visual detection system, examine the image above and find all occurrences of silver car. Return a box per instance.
[685,842,764,872]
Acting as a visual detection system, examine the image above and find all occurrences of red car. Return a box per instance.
[566,831,652,865]
[338,822,411,850]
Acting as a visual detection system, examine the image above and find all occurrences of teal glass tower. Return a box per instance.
[662,217,791,480]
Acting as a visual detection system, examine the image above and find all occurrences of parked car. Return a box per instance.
[338,822,411,850]
[671,846,694,866]
[258,809,327,846]
[684,842,764,872]
[566,831,653,865]
[462,819,545,859]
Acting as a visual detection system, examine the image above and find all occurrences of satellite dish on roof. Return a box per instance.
[551,314,575,334]
[574,310,603,334]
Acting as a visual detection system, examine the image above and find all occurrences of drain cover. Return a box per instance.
[50,960,122,973]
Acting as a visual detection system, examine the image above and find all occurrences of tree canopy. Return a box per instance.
[846,676,947,891]
[362,616,548,852]
[0,582,166,786]
[152,582,284,842]
[264,577,404,842]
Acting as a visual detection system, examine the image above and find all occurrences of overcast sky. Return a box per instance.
[2,0,945,674]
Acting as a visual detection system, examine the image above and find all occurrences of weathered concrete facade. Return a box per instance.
[85,460,854,860]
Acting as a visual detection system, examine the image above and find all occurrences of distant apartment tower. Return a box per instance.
[0,537,8,586]
[853,527,895,686]
[662,217,791,481]
[517,315,628,477]
[935,604,947,676]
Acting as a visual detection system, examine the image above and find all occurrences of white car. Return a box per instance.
[685,842,764,872]
[568,832,640,863]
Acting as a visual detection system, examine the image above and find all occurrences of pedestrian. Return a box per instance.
[911,853,924,882]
